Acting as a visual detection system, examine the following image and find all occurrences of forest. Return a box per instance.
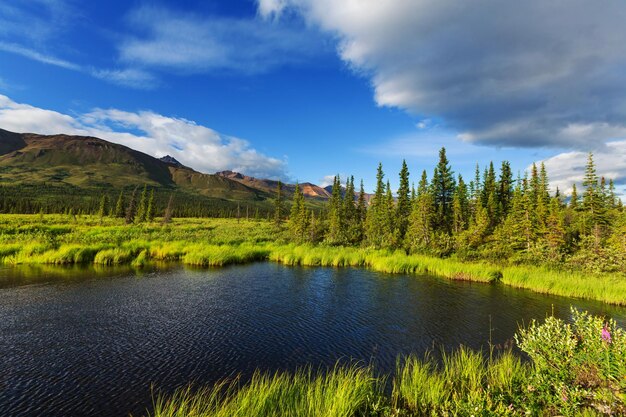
[286,148,626,274]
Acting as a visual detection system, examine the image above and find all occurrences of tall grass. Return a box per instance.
[182,245,270,267]
[393,348,528,415]
[147,350,530,417]
[149,364,379,417]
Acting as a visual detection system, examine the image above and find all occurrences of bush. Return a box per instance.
[516,307,626,416]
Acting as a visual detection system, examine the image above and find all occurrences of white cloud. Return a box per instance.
[0,42,81,71]
[257,0,290,19]
[0,95,288,180]
[541,142,626,199]
[91,68,158,90]
[0,3,159,89]
[318,175,337,188]
[259,0,626,149]
[0,1,75,43]
[118,5,326,74]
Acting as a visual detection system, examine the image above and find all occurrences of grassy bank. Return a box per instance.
[269,245,626,305]
[148,309,625,417]
[1,215,625,305]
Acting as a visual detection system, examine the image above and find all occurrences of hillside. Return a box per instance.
[0,129,269,199]
[0,129,336,215]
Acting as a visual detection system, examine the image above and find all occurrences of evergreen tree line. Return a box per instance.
[286,149,626,272]
[0,183,276,219]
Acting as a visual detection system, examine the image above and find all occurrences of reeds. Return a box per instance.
[148,350,530,417]
[149,364,379,417]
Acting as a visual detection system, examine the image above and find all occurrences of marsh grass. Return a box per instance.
[147,350,530,417]
[149,365,380,417]
[393,348,528,416]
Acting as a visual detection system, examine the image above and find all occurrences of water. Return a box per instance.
[1,263,625,417]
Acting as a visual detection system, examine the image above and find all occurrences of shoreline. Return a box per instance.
[2,241,625,306]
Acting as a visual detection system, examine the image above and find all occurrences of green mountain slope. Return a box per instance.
[0,129,268,199]
[0,129,278,215]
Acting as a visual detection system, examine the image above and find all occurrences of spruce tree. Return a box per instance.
[497,161,513,219]
[146,189,155,222]
[395,160,411,241]
[452,175,469,235]
[582,152,608,239]
[472,163,482,201]
[431,147,456,233]
[289,182,309,243]
[539,163,550,206]
[162,195,174,225]
[356,179,367,243]
[464,199,490,250]
[343,176,360,244]
[136,184,148,223]
[385,180,395,247]
[529,163,540,210]
[366,163,391,248]
[125,187,138,224]
[505,179,534,251]
[326,175,345,244]
[98,194,108,220]
[114,191,125,218]
[405,170,434,253]
[544,197,566,262]
[481,162,496,209]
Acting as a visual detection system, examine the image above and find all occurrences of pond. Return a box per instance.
[1,263,625,417]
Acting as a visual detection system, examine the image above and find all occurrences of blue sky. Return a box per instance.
[1,0,626,196]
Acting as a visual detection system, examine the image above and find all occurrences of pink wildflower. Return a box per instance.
[602,325,612,343]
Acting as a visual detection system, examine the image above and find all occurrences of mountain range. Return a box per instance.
[0,128,367,214]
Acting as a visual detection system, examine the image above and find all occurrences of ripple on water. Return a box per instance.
[1,263,625,417]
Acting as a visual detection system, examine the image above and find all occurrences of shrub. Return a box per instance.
[516,307,626,416]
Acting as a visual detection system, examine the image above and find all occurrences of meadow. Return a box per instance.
[1,214,625,305]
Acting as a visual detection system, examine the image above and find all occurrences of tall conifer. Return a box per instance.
[431,147,456,233]
[396,160,411,241]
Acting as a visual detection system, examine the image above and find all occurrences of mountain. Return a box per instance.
[0,128,339,215]
[159,155,185,168]
[216,170,331,199]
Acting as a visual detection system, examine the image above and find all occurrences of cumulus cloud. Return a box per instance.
[0,95,288,180]
[119,5,327,74]
[258,0,626,149]
[541,142,626,199]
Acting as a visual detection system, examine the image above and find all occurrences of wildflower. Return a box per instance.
[602,324,612,344]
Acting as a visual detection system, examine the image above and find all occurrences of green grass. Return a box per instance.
[149,364,380,417]
[1,214,625,305]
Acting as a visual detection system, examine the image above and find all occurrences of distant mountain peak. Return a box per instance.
[159,155,184,167]
[215,170,246,180]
